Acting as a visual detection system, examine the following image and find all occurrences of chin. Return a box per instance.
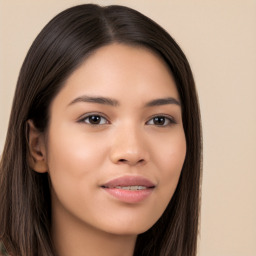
[100,217,157,236]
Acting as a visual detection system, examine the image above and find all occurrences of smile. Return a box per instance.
[113,185,147,190]
[101,176,156,203]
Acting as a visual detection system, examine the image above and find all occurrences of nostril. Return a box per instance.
[118,158,145,165]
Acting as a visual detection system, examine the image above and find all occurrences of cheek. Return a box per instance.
[153,131,186,199]
[45,124,110,202]
[46,124,107,176]
[165,138,186,174]
[45,124,112,218]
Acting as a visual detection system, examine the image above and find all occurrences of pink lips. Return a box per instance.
[101,176,156,203]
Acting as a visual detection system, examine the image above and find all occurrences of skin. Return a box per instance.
[28,43,186,256]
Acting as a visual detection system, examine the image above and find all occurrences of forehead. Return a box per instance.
[51,43,179,109]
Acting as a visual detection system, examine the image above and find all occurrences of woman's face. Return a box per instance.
[45,43,186,235]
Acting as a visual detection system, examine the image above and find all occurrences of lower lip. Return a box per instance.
[102,187,154,203]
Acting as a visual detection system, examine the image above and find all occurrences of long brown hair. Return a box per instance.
[0,4,202,256]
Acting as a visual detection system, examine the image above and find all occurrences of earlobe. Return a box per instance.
[27,120,48,173]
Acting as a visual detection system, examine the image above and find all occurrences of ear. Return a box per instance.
[27,120,48,173]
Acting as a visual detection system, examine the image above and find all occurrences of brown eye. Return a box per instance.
[82,115,109,125]
[153,116,166,125]
[146,115,175,126]
[89,115,101,124]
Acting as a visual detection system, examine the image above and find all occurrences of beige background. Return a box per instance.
[0,0,256,255]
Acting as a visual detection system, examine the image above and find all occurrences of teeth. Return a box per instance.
[115,186,147,190]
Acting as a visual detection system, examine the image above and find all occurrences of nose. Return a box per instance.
[109,126,149,166]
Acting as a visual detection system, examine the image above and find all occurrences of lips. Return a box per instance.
[101,176,156,203]
[102,175,155,188]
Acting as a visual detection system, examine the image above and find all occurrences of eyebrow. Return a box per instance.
[145,97,181,107]
[68,95,119,107]
[68,95,181,107]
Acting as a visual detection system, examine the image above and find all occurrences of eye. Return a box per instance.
[146,115,175,126]
[79,114,109,125]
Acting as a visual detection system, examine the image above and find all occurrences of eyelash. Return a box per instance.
[146,114,176,126]
[78,113,176,127]
[77,113,110,125]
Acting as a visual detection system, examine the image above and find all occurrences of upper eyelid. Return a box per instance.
[146,114,176,123]
[77,112,110,122]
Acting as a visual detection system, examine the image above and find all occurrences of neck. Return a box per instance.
[51,202,137,256]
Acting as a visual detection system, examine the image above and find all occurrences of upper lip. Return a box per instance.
[101,175,156,188]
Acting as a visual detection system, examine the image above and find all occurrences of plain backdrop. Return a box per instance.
[0,1,256,255]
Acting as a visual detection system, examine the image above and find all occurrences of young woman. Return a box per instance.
[0,4,202,256]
